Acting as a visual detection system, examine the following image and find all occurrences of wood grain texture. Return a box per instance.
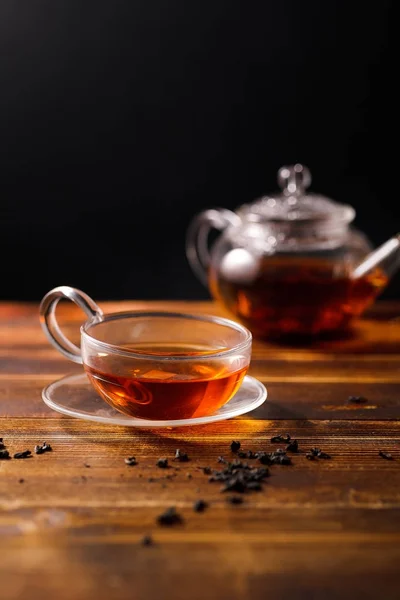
[1,300,400,600]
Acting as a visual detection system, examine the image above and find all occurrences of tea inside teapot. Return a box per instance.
[210,252,387,338]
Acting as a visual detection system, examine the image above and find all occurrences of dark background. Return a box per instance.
[1,1,398,301]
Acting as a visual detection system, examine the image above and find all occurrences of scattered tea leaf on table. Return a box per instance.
[13,450,32,459]
[174,449,189,462]
[193,500,208,512]
[157,507,183,526]
[230,440,241,453]
[348,396,368,404]
[379,451,394,460]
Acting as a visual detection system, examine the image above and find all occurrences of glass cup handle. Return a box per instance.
[39,286,104,364]
[186,208,241,286]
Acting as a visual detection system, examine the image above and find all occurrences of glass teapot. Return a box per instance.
[186,164,400,338]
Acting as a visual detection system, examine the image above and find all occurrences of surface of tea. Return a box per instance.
[210,256,387,338]
[84,344,247,420]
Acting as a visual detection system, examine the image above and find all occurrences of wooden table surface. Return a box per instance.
[1,300,400,600]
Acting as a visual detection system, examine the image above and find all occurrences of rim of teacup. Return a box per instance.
[80,311,252,361]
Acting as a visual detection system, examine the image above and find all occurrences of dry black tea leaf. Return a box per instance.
[213,462,270,493]
[348,396,368,404]
[246,481,261,491]
[258,450,291,465]
[222,479,247,493]
[274,448,285,455]
[237,451,247,458]
[35,442,52,455]
[227,496,244,505]
[276,454,291,465]
[201,466,212,475]
[186,473,192,479]
[309,448,331,460]
[306,452,315,460]
[14,450,32,459]
[141,535,154,546]
[217,456,226,464]
[125,457,137,466]
[193,499,208,512]
[157,507,183,526]
[0,449,10,460]
[271,434,291,443]
[156,458,169,469]
[249,467,270,480]
[317,451,331,459]
[174,449,189,462]
[246,450,257,459]
[286,440,299,453]
[257,453,271,465]
[233,458,248,467]
[379,451,394,460]
[230,440,241,453]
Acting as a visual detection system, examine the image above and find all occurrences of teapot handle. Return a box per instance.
[186,209,241,286]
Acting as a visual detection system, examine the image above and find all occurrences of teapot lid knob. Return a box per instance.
[278,164,312,196]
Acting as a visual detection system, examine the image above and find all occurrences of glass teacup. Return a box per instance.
[40,286,252,420]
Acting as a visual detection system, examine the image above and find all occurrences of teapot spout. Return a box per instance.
[352,234,400,279]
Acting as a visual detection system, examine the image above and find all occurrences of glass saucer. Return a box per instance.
[42,373,267,428]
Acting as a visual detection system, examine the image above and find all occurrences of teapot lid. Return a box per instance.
[237,164,355,225]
